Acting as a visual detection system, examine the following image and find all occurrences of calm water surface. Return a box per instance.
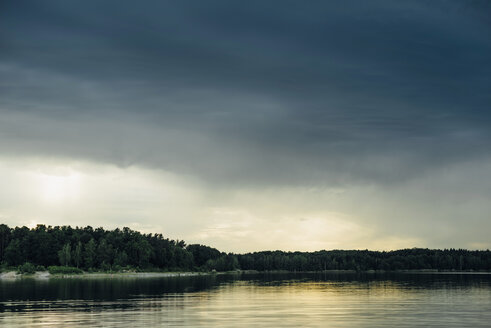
[0,272,490,327]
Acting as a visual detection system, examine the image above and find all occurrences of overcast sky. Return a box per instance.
[1,1,490,252]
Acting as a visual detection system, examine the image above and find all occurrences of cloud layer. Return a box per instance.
[1,1,490,250]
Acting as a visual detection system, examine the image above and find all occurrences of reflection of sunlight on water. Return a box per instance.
[0,274,490,327]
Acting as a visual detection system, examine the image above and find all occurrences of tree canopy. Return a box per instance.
[0,224,489,272]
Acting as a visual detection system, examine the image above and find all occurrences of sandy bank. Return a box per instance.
[0,271,20,279]
[71,271,209,279]
[0,271,212,280]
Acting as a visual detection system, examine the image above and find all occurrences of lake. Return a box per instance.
[0,272,490,327]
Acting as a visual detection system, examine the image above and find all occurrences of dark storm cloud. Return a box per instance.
[1,0,491,185]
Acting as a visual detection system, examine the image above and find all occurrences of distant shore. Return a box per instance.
[1,269,490,280]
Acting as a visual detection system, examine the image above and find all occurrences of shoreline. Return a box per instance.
[0,271,213,280]
[1,269,490,280]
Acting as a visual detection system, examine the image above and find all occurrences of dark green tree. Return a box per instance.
[0,224,11,263]
[114,250,129,267]
[96,238,114,267]
[58,243,71,266]
[4,239,25,266]
[73,241,82,268]
[84,238,96,269]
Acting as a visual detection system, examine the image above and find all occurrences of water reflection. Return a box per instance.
[0,272,490,327]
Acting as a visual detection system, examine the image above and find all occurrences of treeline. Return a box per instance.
[0,224,238,272]
[237,249,491,272]
[0,224,490,272]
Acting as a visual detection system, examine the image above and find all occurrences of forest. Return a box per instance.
[0,224,490,273]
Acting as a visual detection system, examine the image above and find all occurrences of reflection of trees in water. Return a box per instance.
[0,272,489,307]
[0,275,222,303]
[242,271,491,290]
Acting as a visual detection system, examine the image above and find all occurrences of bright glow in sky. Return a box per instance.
[36,171,81,204]
[1,156,489,252]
